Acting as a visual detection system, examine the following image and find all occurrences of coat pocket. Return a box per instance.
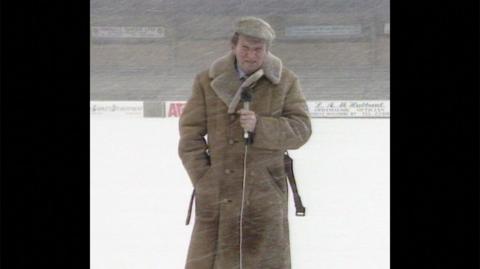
[266,165,287,198]
[193,166,218,221]
[194,166,211,189]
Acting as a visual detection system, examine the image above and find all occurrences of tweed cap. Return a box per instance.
[234,17,276,42]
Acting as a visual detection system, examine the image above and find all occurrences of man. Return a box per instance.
[178,17,312,269]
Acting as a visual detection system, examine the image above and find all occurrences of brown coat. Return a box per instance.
[178,51,312,269]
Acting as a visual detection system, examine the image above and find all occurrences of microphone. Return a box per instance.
[240,88,253,144]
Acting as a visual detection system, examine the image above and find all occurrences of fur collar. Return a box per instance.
[207,51,283,112]
[208,51,282,84]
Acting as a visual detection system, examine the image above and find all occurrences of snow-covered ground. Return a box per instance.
[91,117,389,269]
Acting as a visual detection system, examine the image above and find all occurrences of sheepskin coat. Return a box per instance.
[178,51,312,269]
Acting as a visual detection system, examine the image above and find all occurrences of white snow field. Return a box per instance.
[91,117,389,269]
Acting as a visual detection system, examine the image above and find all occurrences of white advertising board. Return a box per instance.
[91,26,165,38]
[90,101,144,117]
[285,25,362,38]
[307,100,390,118]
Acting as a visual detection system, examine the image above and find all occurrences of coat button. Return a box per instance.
[228,139,235,145]
[224,169,232,174]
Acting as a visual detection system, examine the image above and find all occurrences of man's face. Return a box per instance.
[232,34,268,75]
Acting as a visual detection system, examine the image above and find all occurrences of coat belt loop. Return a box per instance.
[185,189,195,225]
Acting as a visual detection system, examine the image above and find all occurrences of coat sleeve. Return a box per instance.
[178,74,210,186]
[251,77,312,151]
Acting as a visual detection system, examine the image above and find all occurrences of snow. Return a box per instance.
[91,117,389,269]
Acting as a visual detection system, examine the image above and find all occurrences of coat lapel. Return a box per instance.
[227,69,264,113]
[210,69,241,111]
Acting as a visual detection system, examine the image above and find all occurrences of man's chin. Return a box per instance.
[243,66,260,74]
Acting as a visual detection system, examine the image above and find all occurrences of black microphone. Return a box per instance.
[240,88,253,144]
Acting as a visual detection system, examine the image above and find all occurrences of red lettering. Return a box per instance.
[168,103,178,117]
[177,103,186,117]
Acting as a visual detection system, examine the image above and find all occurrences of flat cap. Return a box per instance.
[234,16,276,42]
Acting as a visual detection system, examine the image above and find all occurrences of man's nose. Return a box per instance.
[246,50,256,59]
